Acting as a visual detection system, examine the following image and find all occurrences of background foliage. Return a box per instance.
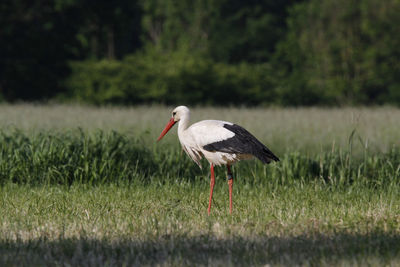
[1,0,399,105]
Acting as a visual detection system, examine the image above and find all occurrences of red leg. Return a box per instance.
[208,164,215,215]
[227,165,233,214]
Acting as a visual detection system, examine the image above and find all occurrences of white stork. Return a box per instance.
[157,106,279,214]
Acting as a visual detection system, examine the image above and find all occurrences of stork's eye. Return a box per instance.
[172,112,176,116]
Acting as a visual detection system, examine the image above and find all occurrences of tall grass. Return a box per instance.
[0,129,398,187]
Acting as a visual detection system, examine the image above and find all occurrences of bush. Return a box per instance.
[64,49,276,106]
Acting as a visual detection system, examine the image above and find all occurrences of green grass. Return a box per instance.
[1,182,399,265]
[0,104,399,266]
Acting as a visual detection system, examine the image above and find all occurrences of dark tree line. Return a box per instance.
[0,0,142,101]
[1,0,399,105]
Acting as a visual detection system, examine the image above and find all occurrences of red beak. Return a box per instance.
[157,118,176,141]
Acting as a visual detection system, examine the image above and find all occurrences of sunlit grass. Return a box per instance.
[0,104,399,154]
[1,182,399,265]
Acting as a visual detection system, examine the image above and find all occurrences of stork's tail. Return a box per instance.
[255,146,280,164]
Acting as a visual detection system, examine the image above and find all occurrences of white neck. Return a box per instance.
[178,113,190,135]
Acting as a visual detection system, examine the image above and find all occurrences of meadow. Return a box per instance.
[0,104,399,266]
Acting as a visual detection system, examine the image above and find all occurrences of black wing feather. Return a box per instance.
[202,124,279,164]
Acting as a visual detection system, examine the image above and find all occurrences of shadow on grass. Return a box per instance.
[1,232,399,265]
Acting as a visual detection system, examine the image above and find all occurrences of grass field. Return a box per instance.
[0,104,399,266]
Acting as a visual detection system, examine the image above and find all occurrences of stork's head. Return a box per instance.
[171,106,190,122]
[157,106,190,141]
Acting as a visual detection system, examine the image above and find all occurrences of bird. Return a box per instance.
[157,106,279,214]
